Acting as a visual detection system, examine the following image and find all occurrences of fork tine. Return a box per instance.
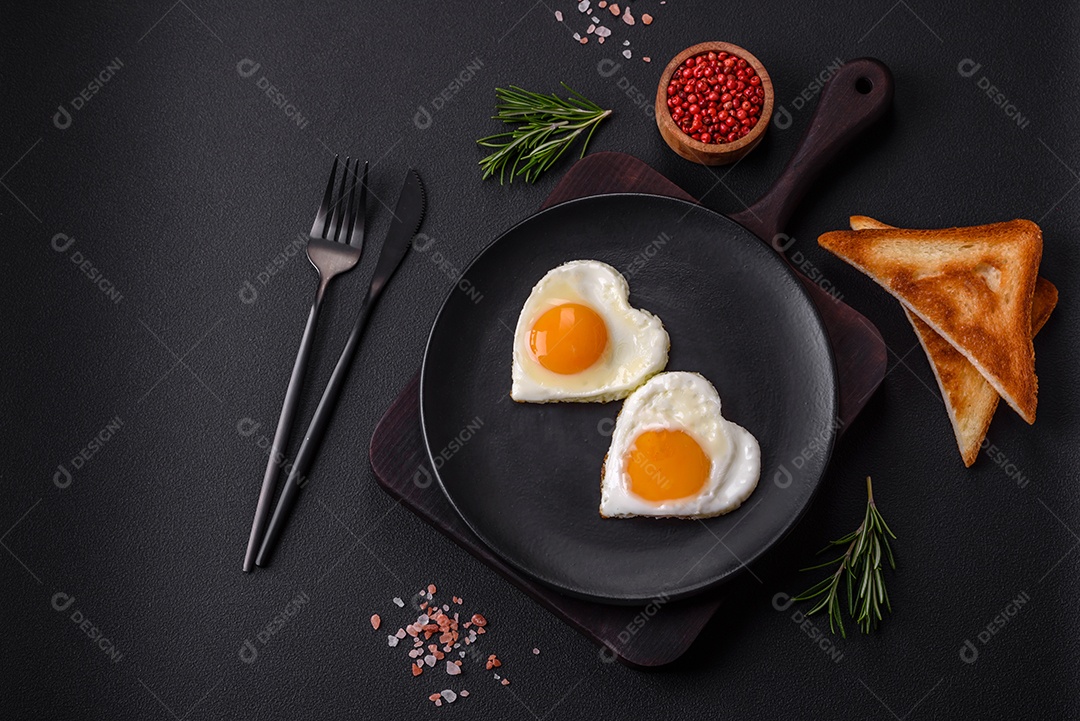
[327,156,351,241]
[350,161,369,249]
[342,159,359,247]
[310,155,339,238]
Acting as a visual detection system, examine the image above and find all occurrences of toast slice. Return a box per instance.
[819,219,1042,423]
[848,216,1056,465]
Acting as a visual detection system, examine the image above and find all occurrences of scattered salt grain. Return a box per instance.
[580,37,588,44]
[446,661,461,675]
[393,597,405,607]
[532,647,540,655]
[622,49,632,58]
[587,23,595,33]
[598,37,605,43]
[573,32,581,40]
[554,10,563,21]
[642,13,653,24]
[460,690,470,698]
[425,654,437,667]
[501,679,510,686]
[623,39,630,45]
[388,635,400,647]
[609,3,620,16]
[395,628,406,639]
[493,673,500,680]
[643,57,651,62]
[434,699,442,707]
[599,0,607,6]
[595,25,611,37]
[592,15,600,22]
[370,614,381,630]
[441,689,458,704]
[622,7,635,24]
[578,0,590,11]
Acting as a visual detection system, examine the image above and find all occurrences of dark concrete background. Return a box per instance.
[2,1,1077,718]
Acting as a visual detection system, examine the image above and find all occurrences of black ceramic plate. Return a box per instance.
[420,194,838,604]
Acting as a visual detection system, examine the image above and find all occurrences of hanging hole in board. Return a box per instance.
[855,77,874,94]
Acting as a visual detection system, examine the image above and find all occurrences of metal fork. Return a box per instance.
[243,156,368,572]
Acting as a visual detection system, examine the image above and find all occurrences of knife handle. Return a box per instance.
[730,58,894,244]
[255,297,373,567]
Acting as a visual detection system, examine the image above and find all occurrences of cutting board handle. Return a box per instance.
[730,58,893,242]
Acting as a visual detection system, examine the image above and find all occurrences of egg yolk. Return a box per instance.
[626,430,711,502]
[528,302,608,375]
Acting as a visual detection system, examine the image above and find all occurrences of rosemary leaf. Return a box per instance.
[477,83,612,184]
[793,476,897,636]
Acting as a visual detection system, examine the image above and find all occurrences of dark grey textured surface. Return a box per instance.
[2,1,1077,718]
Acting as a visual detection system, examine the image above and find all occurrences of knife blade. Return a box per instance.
[367,168,426,301]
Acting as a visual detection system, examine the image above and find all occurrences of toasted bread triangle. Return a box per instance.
[819,219,1041,423]
[904,285,1056,464]
[848,216,1055,465]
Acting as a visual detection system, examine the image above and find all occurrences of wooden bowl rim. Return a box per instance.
[655,41,774,157]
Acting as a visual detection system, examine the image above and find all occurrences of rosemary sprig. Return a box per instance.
[477,83,612,184]
[794,476,896,637]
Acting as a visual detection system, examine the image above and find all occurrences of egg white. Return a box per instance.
[510,260,669,403]
[600,371,760,519]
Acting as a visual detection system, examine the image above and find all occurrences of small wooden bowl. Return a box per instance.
[655,41,774,166]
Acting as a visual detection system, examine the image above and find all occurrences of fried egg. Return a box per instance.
[600,371,760,519]
[510,260,669,403]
